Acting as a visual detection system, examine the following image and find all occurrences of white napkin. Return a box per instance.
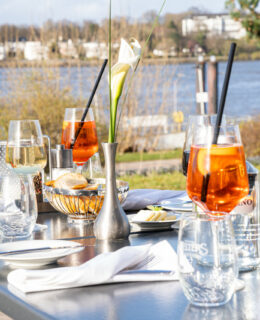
[7,240,178,293]
[122,189,187,211]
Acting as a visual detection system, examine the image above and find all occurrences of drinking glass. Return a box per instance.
[182,114,226,176]
[186,124,249,215]
[177,213,238,307]
[0,174,37,240]
[83,152,103,179]
[61,108,99,171]
[232,161,260,271]
[6,120,48,176]
[182,115,210,176]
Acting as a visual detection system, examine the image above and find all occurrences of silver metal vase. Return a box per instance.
[94,142,130,240]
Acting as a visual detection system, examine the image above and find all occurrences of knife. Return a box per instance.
[0,245,85,256]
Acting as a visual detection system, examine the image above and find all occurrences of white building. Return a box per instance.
[153,49,166,57]
[24,41,48,60]
[182,14,246,39]
[0,44,5,60]
[58,39,78,59]
[153,47,177,57]
[83,42,107,59]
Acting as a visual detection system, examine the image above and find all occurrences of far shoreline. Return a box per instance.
[0,56,259,68]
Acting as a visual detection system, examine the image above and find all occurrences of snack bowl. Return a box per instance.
[43,178,129,223]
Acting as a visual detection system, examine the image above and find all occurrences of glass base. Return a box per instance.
[1,234,32,242]
[67,216,94,224]
[239,259,260,272]
[189,298,232,308]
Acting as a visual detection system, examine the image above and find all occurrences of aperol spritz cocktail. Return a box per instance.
[61,108,98,166]
[186,125,249,215]
[182,115,226,176]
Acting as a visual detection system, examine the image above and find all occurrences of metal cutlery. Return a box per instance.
[0,245,85,256]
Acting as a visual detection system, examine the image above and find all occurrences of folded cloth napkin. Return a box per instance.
[7,240,178,293]
[122,189,187,211]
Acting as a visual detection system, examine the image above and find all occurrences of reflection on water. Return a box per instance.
[0,60,259,119]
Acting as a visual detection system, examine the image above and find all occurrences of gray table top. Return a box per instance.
[0,211,258,320]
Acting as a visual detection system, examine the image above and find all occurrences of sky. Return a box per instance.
[0,0,227,25]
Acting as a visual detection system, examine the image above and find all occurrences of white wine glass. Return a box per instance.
[6,120,48,176]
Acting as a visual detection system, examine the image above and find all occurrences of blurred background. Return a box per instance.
[0,0,259,189]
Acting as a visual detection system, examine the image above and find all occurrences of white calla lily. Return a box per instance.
[118,38,141,69]
[111,63,130,101]
[111,38,141,100]
[109,38,141,142]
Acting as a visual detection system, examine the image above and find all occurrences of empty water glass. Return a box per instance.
[232,161,260,271]
[177,213,238,307]
[83,152,104,179]
[0,173,37,241]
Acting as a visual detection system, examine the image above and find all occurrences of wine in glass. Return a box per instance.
[6,120,47,176]
[61,108,98,170]
[186,124,249,215]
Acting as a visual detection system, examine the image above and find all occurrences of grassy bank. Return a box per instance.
[121,164,260,191]
[120,170,186,190]
[116,149,182,163]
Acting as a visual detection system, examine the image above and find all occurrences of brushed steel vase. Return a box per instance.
[94,142,130,240]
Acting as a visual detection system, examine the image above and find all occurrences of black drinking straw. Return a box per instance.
[70,58,108,149]
[201,43,237,202]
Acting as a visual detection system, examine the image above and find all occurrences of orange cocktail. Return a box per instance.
[187,144,249,214]
[61,120,98,166]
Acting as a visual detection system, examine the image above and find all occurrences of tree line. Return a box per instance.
[0,2,259,59]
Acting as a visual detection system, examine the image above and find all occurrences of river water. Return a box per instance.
[0,59,259,120]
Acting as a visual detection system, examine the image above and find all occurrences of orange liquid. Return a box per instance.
[187,144,249,214]
[61,121,98,165]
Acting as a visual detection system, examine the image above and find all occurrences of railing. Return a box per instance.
[122,115,168,134]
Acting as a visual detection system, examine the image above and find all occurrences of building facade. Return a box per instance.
[182,14,246,39]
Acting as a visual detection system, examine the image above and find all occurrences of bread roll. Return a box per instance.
[53,173,88,190]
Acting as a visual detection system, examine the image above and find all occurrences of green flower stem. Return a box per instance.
[108,0,112,142]
[108,97,119,143]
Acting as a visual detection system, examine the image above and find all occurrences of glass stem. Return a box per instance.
[89,158,93,179]
[76,165,83,174]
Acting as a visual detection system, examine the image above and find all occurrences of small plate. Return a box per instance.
[160,200,192,212]
[0,240,84,268]
[129,213,180,231]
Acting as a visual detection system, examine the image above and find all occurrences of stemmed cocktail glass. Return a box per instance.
[186,124,249,215]
[182,114,226,176]
[184,123,249,296]
[182,115,209,176]
[61,108,99,173]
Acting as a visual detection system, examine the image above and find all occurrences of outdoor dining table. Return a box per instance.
[0,210,258,320]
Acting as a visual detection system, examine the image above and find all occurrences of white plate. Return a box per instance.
[129,213,180,231]
[160,200,192,212]
[0,240,84,267]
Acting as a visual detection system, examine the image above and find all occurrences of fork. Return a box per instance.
[130,254,161,270]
